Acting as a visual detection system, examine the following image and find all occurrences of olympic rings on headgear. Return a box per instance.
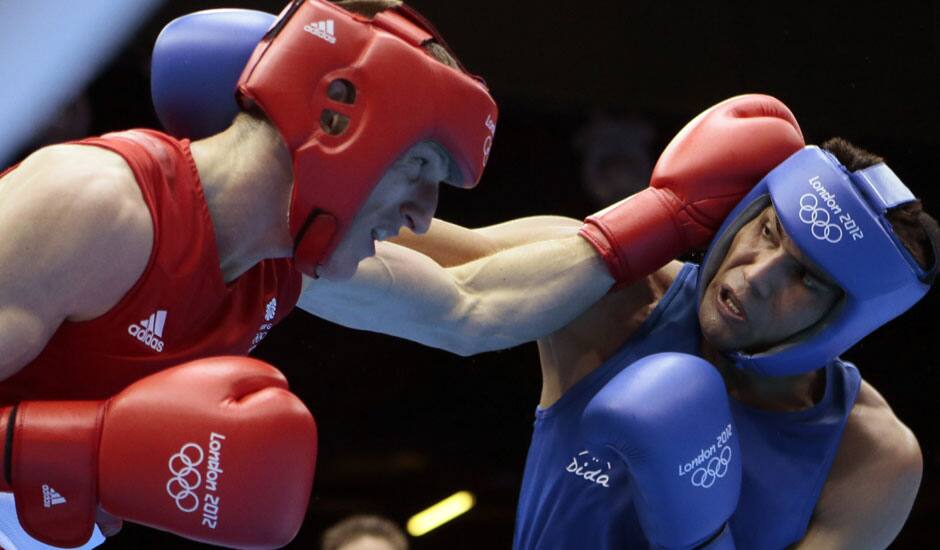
[798,193,843,243]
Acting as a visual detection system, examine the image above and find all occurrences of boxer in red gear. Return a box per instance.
[0,0,493,548]
[302,96,933,548]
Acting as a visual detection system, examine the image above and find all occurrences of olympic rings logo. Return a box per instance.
[166,443,204,513]
[798,194,843,243]
[690,446,732,488]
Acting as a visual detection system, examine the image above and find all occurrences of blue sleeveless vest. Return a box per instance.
[513,263,861,549]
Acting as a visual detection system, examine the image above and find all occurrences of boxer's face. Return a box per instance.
[317,141,452,280]
[699,205,842,354]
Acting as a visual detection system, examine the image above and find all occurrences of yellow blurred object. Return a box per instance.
[406,491,476,537]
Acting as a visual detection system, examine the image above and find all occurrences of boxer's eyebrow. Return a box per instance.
[772,209,837,288]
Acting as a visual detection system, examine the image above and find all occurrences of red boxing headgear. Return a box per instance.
[237,0,498,276]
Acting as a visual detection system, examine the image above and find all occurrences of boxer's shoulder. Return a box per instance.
[0,144,154,376]
[803,379,921,548]
[548,260,681,342]
[4,144,154,320]
[12,143,147,216]
[650,260,683,291]
[840,380,921,477]
[535,262,682,400]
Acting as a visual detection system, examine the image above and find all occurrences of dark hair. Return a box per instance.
[334,0,460,67]
[321,515,409,550]
[820,137,884,171]
[821,137,938,273]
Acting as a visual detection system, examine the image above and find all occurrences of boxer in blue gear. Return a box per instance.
[383,139,933,549]
[511,140,934,549]
[147,15,935,548]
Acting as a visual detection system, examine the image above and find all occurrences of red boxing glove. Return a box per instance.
[0,357,317,549]
[580,94,805,287]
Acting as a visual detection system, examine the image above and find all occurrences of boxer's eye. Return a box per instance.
[801,270,822,290]
[761,221,775,241]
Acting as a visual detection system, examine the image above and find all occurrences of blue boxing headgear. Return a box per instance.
[698,146,938,376]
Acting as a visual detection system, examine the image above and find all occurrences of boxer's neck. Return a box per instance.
[700,340,825,412]
[190,116,294,283]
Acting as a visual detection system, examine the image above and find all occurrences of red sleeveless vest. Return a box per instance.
[0,129,302,403]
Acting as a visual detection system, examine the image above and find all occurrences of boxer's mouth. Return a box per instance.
[718,286,747,322]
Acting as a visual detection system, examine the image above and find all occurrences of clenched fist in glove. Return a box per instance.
[0,356,317,549]
[580,94,805,288]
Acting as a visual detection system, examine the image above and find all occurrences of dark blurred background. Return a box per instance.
[9,0,939,548]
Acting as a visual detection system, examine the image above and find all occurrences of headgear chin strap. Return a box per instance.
[237,0,498,276]
[698,146,938,376]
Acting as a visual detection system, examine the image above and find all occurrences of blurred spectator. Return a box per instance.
[321,514,409,550]
[573,114,655,207]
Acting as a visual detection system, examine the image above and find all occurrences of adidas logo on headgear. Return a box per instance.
[303,19,336,44]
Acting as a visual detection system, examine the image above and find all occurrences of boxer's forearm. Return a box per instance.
[299,236,612,355]
[390,215,583,268]
[442,234,613,352]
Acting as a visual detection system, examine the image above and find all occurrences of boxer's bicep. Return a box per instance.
[794,398,922,550]
[0,174,69,376]
[0,305,62,381]
[298,242,477,354]
[0,146,152,378]
[441,234,613,351]
[303,234,611,355]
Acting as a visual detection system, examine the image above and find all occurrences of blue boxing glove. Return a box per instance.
[151,8,275,139]
[582,353,740,549]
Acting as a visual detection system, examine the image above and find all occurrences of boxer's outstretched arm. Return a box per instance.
[0,145,151,379]
[299,217,614,356]
[302,95,805,354]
